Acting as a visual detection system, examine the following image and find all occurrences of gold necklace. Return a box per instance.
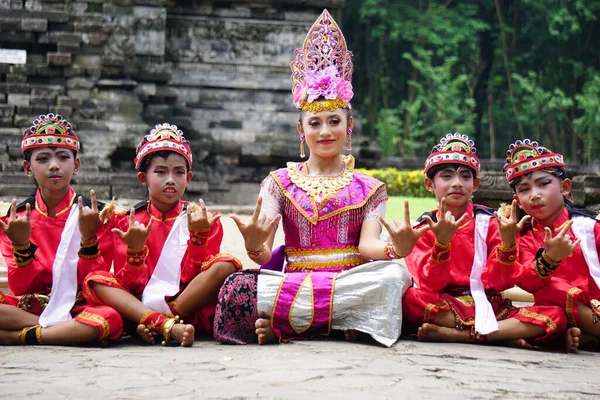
[287,155,355,203]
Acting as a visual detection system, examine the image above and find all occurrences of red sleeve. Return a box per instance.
[180,217,224,284]
[113,213,151,295]
[76,221,114,285]
[2,223,52,296]
[515,230,550,293]
[480,219,523,292]
[405,227,451,292]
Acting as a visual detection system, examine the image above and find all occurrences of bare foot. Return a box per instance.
[170,323,195,347]
[136,324,155,344]
[506,338,533,349]
[565,327,580,353]
[255,318,277,345]
[565,327,581,353]
[417,323,467,343]
[0,329,21,345]
[344,329,367,342]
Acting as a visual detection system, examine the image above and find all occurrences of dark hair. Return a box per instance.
[137,150,190,173]
[426,163,476,180]
[23,147,78,162]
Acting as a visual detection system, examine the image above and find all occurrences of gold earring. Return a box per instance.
[345,129,352,151]
[300,136,306,158]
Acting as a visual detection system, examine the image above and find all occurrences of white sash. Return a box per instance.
[142,212,189,314]
[571,215,600,291]
[39,204,81,327]
[469,213,499,335]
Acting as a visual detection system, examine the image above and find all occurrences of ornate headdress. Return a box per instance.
[21,113,79,153]
[424,133,480,176]
[134,123,193,169]
[503,139,565,183]
[290,9,354,113]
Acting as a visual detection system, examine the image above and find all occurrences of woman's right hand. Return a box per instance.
[230,197,281,252]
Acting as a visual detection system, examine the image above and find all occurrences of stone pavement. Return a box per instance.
[1,216,599,399]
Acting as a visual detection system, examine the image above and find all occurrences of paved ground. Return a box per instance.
[1,215,599,399]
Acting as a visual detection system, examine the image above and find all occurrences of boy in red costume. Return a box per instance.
[506,139,593,351]
[402,133,568,348]
[0,113,123,345]
[84,123,241,346]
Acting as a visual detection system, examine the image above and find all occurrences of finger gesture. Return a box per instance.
[494,199,530,247]
[78,190,104,240]
[231,197,281,251]
[422,197,469,245]
[188,199,220,233]
[0,199,31,246]
[112,208,154,249]
[379,200,429,257]
[544,220,581,262]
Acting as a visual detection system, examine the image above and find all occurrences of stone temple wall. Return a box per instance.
[0,0,345,203]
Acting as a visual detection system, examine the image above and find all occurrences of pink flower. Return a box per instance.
[305,66,339,102]
[335,80,353,103]
[293,81,308,106]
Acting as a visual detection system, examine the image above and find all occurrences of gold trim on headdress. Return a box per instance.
[21,114,79,153]
[503,139,564,183]
[290,10,354,112]
[134,123,193,169]
[424,133,480,175]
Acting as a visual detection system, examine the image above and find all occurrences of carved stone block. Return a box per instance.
[47,52,72,66]
[20,17,47,32]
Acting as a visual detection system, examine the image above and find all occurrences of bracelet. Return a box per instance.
[541,250,560,267]
[126,245,149,269]
[190,229,210,246]
[384,242,401,260]
[12,241,37,267]
[431,240,451,264]
[246,245,266,258]
[80,236,98,247]
[496,243,517,266]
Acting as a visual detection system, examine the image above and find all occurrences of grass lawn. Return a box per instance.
[386,196,437,221]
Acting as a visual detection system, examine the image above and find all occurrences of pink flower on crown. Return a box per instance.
[336,79,353,103]
[305,66,341,102]
[293,81,308,107]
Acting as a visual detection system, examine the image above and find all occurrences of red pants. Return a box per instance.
[0,290,123,342]
[84,271,217,335]
[533,277,600,328]
[403,286,567,345]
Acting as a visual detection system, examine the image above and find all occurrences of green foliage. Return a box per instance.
[357,168,429,197]
[376,50,477,157]
[343,0,600,164]
[574,74,600,163]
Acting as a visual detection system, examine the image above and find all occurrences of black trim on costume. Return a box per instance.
[416,211,437,225]
[473,204,495,216]
[11,197,35,216]
[24,327,39,345]
[565,199,597,219]
[74,194,106,211]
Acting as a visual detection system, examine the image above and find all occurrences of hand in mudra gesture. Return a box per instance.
[0,199,31,246]
[379,200,429,257]
[494,199,530,247]
[544,220,580,262]
[112,208,154,249]
[188,199,220,233]
[230,197,281,252]
[421,197,469,245]
[78,190,110,240]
